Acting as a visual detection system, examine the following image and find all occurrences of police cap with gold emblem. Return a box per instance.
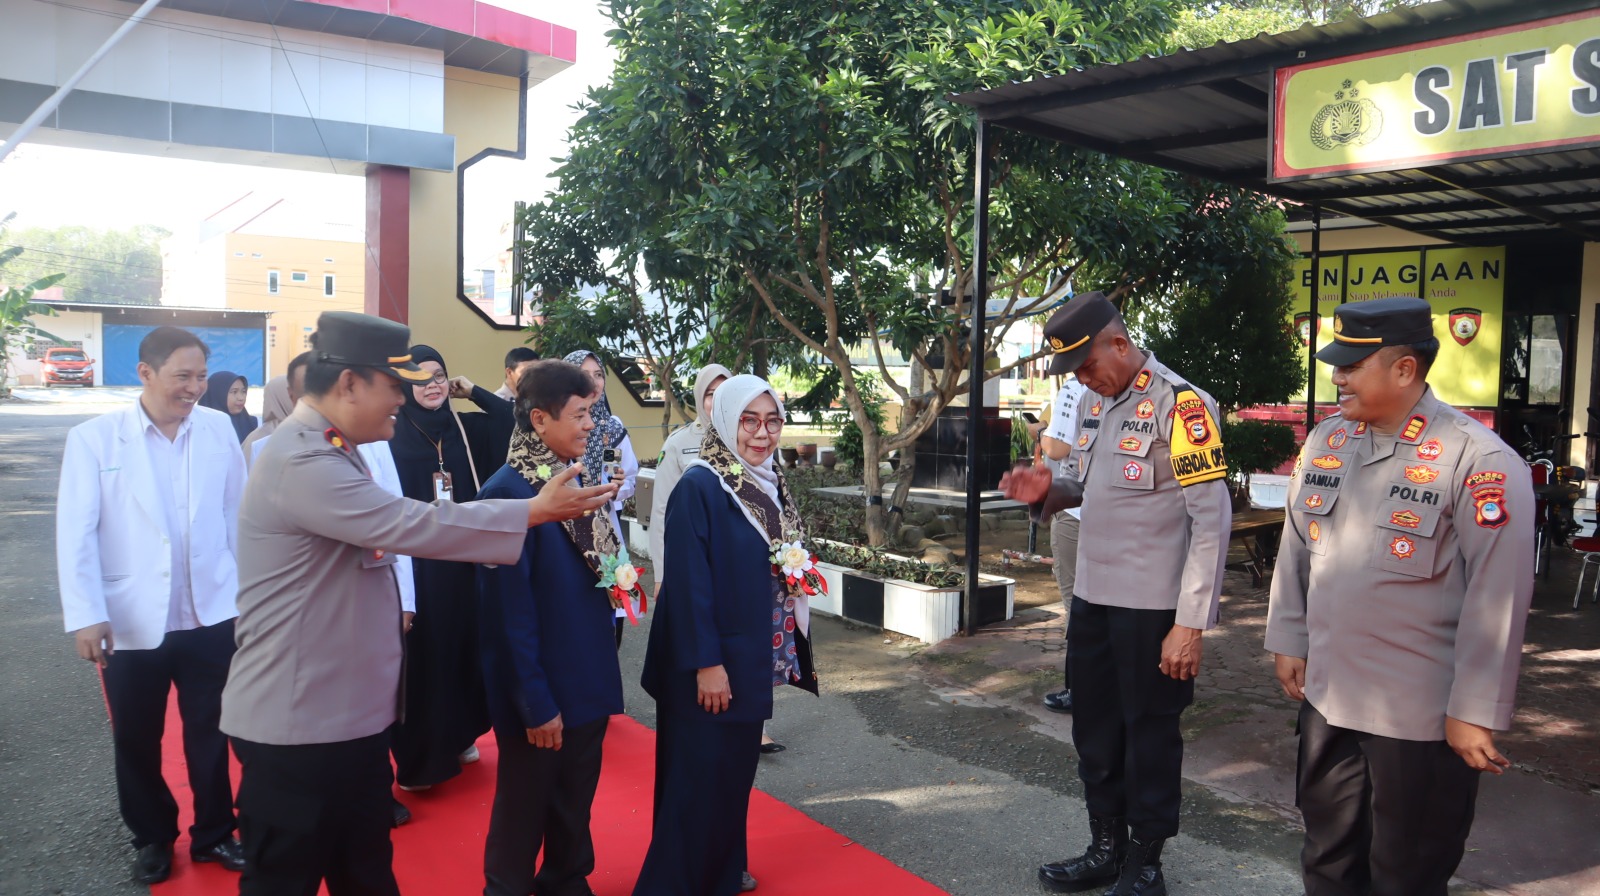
[312,311,433,384]
[1042,291,1117,375]
[1314,296,1435,367]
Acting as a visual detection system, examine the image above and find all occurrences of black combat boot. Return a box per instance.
[1038,814,1127,892]
[1101,837,1166,896]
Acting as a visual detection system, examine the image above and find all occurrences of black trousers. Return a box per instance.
[232,732,400,896]
[1067,597,1192,842]
[483,717,609,896]
[632,710,761,896]
[100,618,236,852]
[1297,703,1480,896]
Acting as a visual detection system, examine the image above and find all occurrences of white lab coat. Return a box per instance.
[56,402,246,650]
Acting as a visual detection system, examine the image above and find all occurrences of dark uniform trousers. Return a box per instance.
[1297,703,1479,896]
[1068,597,1192,842]
[483,717,609,896]
[100,618,237,852]
[232,731,400,896]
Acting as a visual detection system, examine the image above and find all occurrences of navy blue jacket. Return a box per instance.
[476,465,625,736]
[641,466,817,724]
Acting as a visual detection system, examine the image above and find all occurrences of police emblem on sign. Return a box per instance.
[1294,312,1317,347]
[1449,308,1482,346]
[1309,81,1383,151]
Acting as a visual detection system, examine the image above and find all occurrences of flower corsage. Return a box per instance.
[771,536,828,597]
[596,546,648,625]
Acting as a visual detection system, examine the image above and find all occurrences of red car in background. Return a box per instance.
[41,346,94,387]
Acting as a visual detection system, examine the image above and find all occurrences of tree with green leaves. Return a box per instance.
[0,223,167,305]
[530,0,1311,546]
[0,214,66,397]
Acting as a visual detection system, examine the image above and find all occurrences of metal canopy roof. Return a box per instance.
[951,0,1600,245]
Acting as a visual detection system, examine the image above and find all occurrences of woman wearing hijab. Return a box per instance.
[649,364,731,590]
[200,371,258,444]
[632,375,820,896]
[387,344,514,792]
[565,350,640,643]
[241,376,292,467]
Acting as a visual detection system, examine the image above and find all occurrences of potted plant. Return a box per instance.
[795,442,818,467]
[1221,418,1300,512]
[780,445,800,467]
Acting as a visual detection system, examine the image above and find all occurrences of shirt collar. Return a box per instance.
[135,397,194,439]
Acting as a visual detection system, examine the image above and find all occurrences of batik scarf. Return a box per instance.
[507,426,645,617]
[687,375,824,614]
[562,349,630,487]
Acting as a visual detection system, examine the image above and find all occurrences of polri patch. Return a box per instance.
[1473,485,1509,529]
[1119,437,1142,452]
[1311,455,1343,470]
[1390,509,1422,529]
[1464,470,1506,488]
[1389,535,1417,560]
[1168,387,1227,488]
[1136,399,1155,419]
[1327,428,1348,450]
[1416,439,1443,462]
[1308,520,1321,542]
[1404,464,1439,484]
[1304,494,1323,509]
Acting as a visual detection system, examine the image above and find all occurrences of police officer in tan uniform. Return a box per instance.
[222,311,617,896]
[1002,293,1231,896]
[1266,296,1534,896]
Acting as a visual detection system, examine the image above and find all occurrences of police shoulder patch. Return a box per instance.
[1168,385,1227,488]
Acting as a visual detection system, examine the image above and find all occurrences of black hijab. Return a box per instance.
[201,371,258,443]
[388,345,483,503]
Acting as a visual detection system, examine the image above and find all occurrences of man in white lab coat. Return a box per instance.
[56,326,248,884]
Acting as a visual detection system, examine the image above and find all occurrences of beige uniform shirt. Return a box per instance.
[221,404,528,745]
[1039,354,1232,629]
[1265,388,1534,742]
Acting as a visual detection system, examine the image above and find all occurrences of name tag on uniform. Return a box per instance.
[433,471,453,503]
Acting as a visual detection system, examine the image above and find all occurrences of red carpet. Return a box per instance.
[143,690,949,895]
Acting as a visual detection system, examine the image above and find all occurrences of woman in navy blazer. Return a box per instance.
[634,376,819,896]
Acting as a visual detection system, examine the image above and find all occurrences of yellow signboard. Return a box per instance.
[1273,10,1600,180]
[1287,256,1341,403]
[1422,246,1505,408]
[1285,247,1505,407]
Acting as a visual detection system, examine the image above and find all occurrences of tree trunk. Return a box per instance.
[860,422,887,546]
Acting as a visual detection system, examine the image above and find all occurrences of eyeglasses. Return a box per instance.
[739,415,784,435]
[423,372,448,384]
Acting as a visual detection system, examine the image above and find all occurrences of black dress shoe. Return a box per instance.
[741,870,758,891]
[1043,689,1074,713]
[759,741,786,755]
[392,797,412,828]
[192,837,247,872]
[134,843,173,884]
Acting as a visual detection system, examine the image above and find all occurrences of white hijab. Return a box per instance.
[710,374,783,501]
[692,364,733,430]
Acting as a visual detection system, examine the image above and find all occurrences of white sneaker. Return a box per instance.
[459,745,481,764]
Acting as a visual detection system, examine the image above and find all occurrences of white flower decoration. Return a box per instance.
[613,563,640,592]
[776,540,814,578]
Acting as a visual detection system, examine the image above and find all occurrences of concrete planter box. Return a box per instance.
[616,516,652,559]
[810,543,1014,645]
[623,519,1014,645]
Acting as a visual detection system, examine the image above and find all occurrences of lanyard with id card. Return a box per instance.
[408,417,456,503]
